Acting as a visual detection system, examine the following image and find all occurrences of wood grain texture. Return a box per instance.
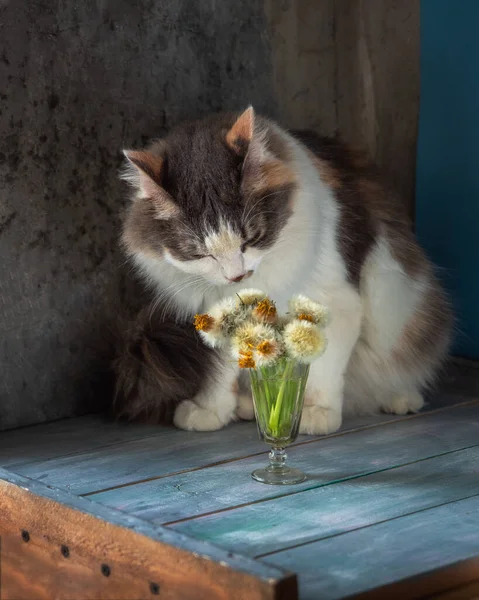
[0,469,296,600]
[90,403,479,524]
[265,495,479,600]
[0,415,169,469]
[264,0,420,215]
[334,0,420,215]
[169,446,479,556]
[8,394,472,494]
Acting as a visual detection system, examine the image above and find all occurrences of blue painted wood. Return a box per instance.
[91,403,479,525]
[0,415,171,468]
[266,494,479,600]
[7,407,442,494]
[169,445,479,557]
[416,0,479,358]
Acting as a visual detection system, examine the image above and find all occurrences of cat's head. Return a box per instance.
[121,107,297,286]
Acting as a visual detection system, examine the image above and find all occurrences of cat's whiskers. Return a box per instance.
[149,276,204,323]
[158,276,209,322]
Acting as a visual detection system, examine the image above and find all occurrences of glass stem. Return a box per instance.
[269,446,287,471]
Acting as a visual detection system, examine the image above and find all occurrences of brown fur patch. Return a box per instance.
[253,159,296,194]
[307,150,341,191]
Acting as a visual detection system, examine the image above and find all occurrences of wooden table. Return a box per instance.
[1,370,479,599]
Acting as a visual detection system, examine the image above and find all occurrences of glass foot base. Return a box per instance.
[251,466,306,485]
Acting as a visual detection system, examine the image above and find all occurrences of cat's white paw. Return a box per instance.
[382,391,424,416]
[299,405,342,435]
[236,393,255,420]
[174,400,225,431]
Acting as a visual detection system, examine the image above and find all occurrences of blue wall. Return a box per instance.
[416,0,479,358]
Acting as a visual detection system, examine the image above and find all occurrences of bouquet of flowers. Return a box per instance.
[194,289,329,441]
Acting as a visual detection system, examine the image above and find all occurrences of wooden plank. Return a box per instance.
[264,495,479,600]
[90,403,479,524]
[0,468,297,600]
[0,414,168,469]
[9,396,475,495]
[169,446,479,557]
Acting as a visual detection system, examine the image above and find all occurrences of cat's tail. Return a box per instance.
[112,306,218,423]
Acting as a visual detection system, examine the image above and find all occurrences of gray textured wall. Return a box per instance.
[0,0,276,430]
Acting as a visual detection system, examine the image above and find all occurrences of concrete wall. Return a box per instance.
[0,0,276,430]
[0,0,420,430]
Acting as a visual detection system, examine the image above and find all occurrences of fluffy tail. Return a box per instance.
[113,307,218,423]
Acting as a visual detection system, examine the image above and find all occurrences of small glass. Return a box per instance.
[249,358,309,485]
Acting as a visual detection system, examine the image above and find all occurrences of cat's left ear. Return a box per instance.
[122,150,180,220]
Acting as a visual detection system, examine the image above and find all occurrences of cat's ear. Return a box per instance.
[226,108,295,193]
[122,150,180,220]
[226,107,255,156]
[225,106,269,162]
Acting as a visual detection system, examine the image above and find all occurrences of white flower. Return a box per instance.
[283,319,327,362]
[235,288,267,308]
[288,295,330,327]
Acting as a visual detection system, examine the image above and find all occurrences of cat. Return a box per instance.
[114,107,452,435]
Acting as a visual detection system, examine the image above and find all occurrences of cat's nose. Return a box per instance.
[228,274,245,283]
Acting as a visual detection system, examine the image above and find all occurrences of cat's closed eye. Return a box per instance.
[191,253,214,260]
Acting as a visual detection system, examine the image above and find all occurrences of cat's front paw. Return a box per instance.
[299,405,342,435]
[174,400,225,432]
[236,393,255,421]
[382,391,424,416]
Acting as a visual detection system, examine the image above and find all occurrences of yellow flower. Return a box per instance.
[238,350,256,369]
[283,320,327,362]
[194,313,215,332]
[253,298,277,324]
[288,295,330,327]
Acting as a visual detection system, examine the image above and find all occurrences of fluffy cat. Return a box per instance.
[114,107,452,435]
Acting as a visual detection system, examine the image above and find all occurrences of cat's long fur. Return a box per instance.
[114,108,452,434]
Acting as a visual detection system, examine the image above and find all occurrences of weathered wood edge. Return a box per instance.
[346,555,479,600]
[0,468,298,600]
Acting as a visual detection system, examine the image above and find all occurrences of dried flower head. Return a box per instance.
[253,298,277,324]
[232,322,276,357]
[283,320,327,362]
[238,350,256,369]
[255,338,282,367]
[194,313,215,332]
[235,288,267,308]
[289,295,330,327]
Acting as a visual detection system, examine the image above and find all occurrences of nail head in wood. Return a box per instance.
[101,563,111,577]
[149,581,160,595]
[21,530,30,542]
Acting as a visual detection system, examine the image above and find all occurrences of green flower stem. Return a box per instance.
[260,366,273,409]
[268,359,294,435]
